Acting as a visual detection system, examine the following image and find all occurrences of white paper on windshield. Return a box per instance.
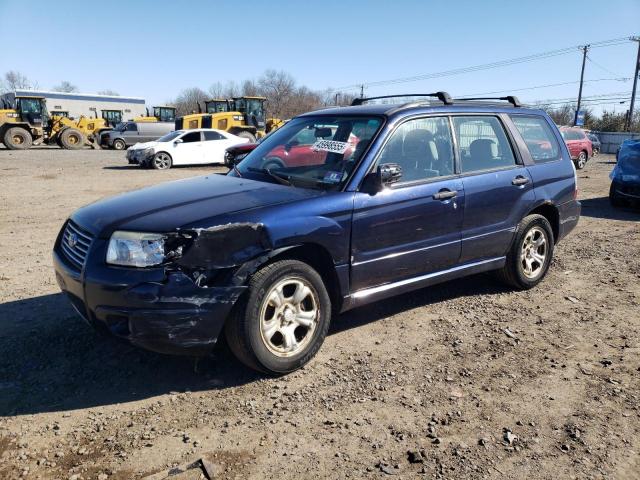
[311,140,350,154]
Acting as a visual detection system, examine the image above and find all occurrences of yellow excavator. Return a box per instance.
[175,96,283,141]
[0,93,111,150]
[133,106,176,123]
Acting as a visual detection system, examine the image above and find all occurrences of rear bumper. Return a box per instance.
[557,199,581,242]
[53,246,246,356]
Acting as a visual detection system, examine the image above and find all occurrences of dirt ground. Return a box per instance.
[0,146,638,480]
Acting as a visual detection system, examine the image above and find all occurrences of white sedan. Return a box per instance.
[126,128,250,169]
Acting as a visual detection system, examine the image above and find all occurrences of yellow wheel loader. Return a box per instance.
[0,93,111,150]
[175,96,270,142]
[133,106,176,123]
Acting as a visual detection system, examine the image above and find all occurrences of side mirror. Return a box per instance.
[378,163,402,186]
[174,138,183,145]
[362,163,403,193]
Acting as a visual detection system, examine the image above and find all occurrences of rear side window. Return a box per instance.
[125,123,137,132]
[452,116,516,173]
[511,115,560,163]
[203,131,224,141]
[181,131,201,143]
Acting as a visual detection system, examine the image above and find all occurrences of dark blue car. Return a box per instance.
[610,139,640,207]
[53,93,581,374]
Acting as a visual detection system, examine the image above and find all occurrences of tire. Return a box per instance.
[263,157,285,170]
[112,138,126,150]
[496,214,554,290]
[151,152,172,170]
[593,148,599,156]
[609,183,623,207]
[575,150,587,169]
[225,259,332,374]
[235,131,256,142]
[3,127,32,150]
[60,128,85,150]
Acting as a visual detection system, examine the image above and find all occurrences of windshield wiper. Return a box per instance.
[247,167,292,186]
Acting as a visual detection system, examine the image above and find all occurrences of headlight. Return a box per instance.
[143,147,154,156]
[106,231,166,267]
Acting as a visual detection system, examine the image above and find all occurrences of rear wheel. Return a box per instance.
[496,214,554,290]
[3,127,32,150]
[225,259,331,374]
[60,128,85,150]
[112,138,126,150]
[263,157,285,170]
[152,152,172,170]
[575,150,587,169]
[235,131,256,142]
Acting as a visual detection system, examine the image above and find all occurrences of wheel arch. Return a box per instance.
[235,243,344,314]
[526,202,559,242]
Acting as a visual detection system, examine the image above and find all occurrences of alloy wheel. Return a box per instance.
[259,277,319,357]
[520,226,547,279]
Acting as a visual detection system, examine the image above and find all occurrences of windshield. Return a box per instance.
[157,131,182,142]
[231,115,383,190]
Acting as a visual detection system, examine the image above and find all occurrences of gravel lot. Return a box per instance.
[0,147,638,479]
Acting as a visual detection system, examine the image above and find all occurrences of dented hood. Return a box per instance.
[71,174,323,237]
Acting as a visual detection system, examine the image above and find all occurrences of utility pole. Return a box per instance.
[360,84,364,99]
[335,92,340,105]
[626,36,640,132]
[574,44,590,126]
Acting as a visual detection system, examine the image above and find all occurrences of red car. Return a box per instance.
[560,127,592,169]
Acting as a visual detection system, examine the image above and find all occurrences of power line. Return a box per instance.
[328,35,634,92]
[458,77,630,98]
[586,55,623,77]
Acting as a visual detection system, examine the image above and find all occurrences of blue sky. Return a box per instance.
[1,0,638,114]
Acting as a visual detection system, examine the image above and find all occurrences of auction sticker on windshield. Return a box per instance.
[312,140,350,154]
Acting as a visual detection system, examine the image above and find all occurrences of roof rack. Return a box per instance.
[351,91,453,106]
[454,96,522,107]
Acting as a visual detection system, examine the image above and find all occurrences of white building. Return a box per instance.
[13,89,147,125]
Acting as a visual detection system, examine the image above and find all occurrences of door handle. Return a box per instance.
[512,176,530,186]
[433,189,457,200]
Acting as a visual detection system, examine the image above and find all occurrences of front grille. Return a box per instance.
[60,221,94,270]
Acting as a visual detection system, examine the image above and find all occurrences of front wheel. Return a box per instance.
[112,139,126,150]
[225,259,332,374]
[496,214,554,290]
[152,152,172,170]
[575,151,587,169]
[235,131,256,142]
[609,183,623,207]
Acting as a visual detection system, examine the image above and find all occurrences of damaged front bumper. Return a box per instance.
[53,237,247,356]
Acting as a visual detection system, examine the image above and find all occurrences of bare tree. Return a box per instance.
[208,81,239,99]
[172,87,209,116]
[0,70,35,93]
[52,81,79,93]
[257,70,295,118]
[97,89,119,96]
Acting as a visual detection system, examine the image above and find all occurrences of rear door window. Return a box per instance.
[203,131,224,141]
[452,116,516,173]
[511,115,560,163]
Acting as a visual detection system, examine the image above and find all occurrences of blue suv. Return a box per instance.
[53,92,580,374]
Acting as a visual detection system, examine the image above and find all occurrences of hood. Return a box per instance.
[129,141,158,150]
[71,174,324,236]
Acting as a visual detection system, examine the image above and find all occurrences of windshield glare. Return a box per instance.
[233,115,382,189]
[157,131,182,142]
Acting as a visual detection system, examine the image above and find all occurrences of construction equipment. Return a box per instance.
[133,106,176,123]
[175,96,268,142]
[0,93,111,150]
